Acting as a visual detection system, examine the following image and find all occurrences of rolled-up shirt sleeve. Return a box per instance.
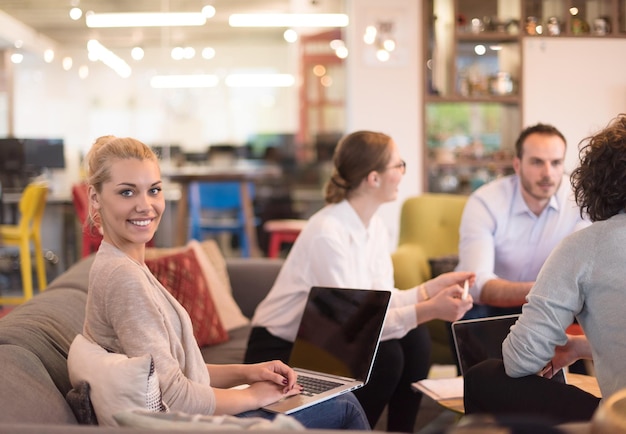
[502,238,581,377]
[381,288,418,341]
[456,193,498,302]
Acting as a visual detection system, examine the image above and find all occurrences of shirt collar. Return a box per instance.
[511,176,561,216]
[336,200,372,245]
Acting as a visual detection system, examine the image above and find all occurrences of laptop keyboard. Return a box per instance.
[297,375,343,396]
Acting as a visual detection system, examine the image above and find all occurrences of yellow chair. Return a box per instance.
[0,182,49,304]
[392,193,468,289]
[391,193,468,365]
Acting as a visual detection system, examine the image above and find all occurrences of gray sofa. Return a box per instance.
[0,254,595,434]
[0,255,284,429]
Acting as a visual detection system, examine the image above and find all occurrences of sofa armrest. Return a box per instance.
[391,244,431,290]
[225,258,283,319]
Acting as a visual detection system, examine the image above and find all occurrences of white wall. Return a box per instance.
[523,37,626,173]
[8,1,423,252]
[10,39,298,192]
[345,0,422,251]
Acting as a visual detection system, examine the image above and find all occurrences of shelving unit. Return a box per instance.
[422,0,626,194]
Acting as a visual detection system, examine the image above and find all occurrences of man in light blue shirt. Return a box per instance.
[456,123,591,318]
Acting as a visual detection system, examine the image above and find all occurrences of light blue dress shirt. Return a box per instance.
[456,174,591,303]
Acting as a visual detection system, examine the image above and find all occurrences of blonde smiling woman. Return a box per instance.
[72,135,369,429]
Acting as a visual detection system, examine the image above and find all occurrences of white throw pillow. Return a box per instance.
[188,240,250,331]
[67,334,168,427]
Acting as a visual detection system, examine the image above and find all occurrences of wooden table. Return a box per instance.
[165,163,281,257]
[434,373,601,414]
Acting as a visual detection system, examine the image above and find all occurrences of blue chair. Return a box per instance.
[188,181,258,257]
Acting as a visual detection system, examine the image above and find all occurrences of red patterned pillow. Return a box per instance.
[145,248,229,347]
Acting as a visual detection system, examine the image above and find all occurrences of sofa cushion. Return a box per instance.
[225,258,283,318]
[190,240,249,331]
[46,255,95,293]
[146,240,249,332]
[145,247,229,347]
[0,344,77,424]
[200,325,251,365]
[66,381,98,425]
[0,288,86,396]
[67,334,167,427]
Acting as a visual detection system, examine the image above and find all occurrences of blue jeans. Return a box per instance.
[237,392,371,430]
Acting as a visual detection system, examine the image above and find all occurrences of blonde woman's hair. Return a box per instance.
[324,130,392,204]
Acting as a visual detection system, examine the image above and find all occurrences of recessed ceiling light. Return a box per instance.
[86,12,207,28]
[69,7,83,20]
[150,74,219,89]
[229,14,348,28]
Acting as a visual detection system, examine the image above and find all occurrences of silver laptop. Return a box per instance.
[451,314,566,383]
[263,286,391,414]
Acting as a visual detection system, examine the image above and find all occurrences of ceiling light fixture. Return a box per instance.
[131,46,145,60]
[170,46,196,60]
[229,13,348,28]
[87,39,132,78]
[150,74,219,89]
[78,65,89,79]
[62,56,73,71]
[43,49,55,63]
[86,12,207,28]
[201,47,216,59]
[10,52,23,64]
[364,21,396,63]
[283,29,298,43]
[202,5,216,18]
[225,74,295,88]
[69,7,83,20]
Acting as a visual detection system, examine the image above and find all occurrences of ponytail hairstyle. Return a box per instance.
[324,131,392,204]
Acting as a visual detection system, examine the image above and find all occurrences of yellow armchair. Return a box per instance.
[392,193,468,289]
[391,193,468,366]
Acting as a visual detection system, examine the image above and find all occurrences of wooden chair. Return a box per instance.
[0,182,48,304]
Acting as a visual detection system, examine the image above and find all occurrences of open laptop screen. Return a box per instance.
[289,287,390,381]
[452,314,566,383]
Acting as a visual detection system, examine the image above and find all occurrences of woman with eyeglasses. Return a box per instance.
[245,130,474,432]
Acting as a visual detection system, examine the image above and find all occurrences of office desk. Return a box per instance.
[420,373,602,414]
[165,163,281,257]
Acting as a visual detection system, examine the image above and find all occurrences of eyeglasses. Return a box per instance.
[386,160,406,174]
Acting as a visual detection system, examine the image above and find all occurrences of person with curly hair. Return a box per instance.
[464,114,626,424]
[245,130,474,432]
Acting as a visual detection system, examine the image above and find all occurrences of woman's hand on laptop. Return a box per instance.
[247,377,304,408]
[245,360,300,393]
